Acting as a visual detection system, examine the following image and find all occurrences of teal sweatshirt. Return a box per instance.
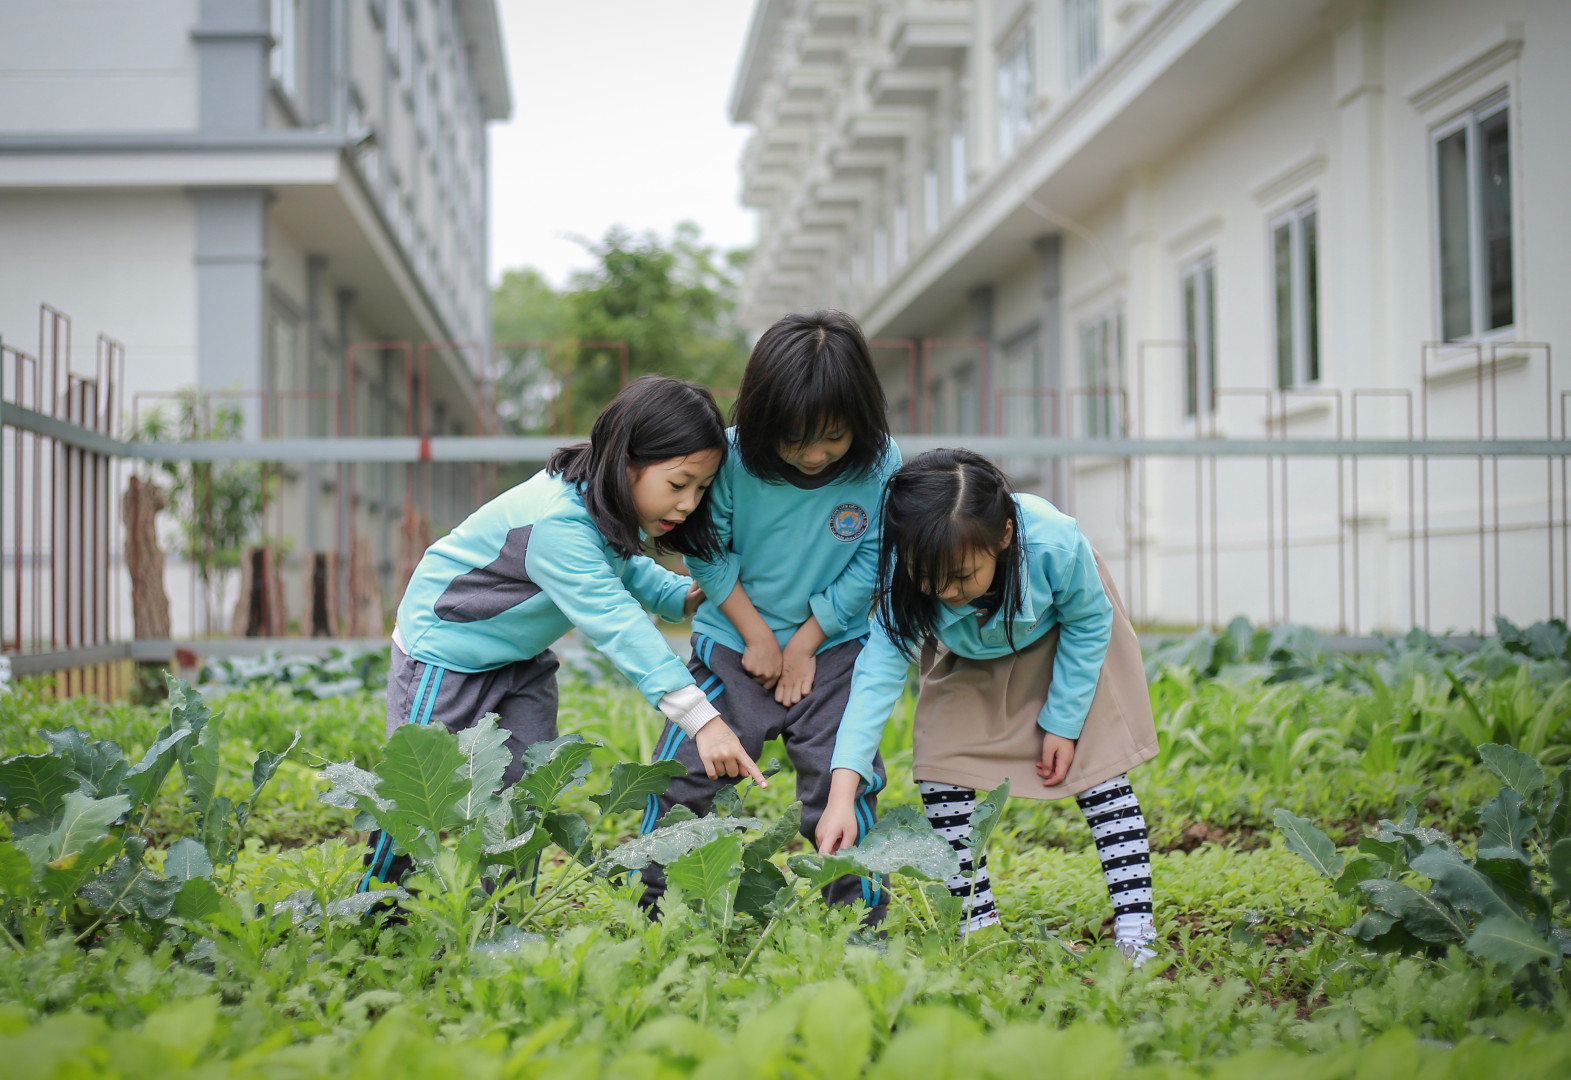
[830,494,1115,781]
[396,470,695,706]
[687,430,902,654]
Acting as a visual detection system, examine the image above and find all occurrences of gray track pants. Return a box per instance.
[638,633,887,917]
[360,642,560,890]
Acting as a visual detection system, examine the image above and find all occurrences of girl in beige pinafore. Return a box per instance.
[816,449,1160,964]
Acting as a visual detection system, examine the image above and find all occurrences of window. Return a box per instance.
[385,0,400,65]
[269,0,300,99]
[399,2,417,96]
[1181,254,1218,416]
[349,87,381,188]
[889,396,910,435]
[955,370,979,435]
[267,306,301,436]
[1065,0,1100,87]
[873,225,888,285]
[1080,308,1123,437]
[926,377,947,434]
[997,25,1034,158]
[1001,332,1041,476]
[923,154,940,234]
[1436,94,1513,340]
[892,201,909,266]
[1271,199,1319,388]
[950,112,968,208]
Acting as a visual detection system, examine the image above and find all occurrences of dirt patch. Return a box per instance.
[1157,822,1270,853]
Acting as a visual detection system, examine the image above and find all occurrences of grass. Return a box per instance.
[1,647,1569,1076]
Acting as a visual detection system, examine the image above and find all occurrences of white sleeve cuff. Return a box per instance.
[658,683,720,737]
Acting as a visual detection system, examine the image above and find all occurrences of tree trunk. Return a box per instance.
[346,535,384,637]
[309,551,340,637]
[121,475,171,639]
[396,499,431,602]
[233,545,288,637]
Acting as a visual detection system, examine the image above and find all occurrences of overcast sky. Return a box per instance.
[488,1,759,287]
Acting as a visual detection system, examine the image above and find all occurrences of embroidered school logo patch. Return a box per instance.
[829,503,870,542]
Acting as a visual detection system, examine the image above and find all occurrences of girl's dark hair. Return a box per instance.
[731,309,891,482]
[547,375,727,561]
[875,448,1025,659]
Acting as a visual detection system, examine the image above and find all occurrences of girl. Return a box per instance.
[361,376,765,891]
[817,449,1160,964]
[639,310,900,917]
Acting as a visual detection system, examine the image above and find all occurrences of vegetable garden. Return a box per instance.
[2,618,1570,1078]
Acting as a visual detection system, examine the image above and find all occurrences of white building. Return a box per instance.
[0,0,511,636]
[730,0,1570,635]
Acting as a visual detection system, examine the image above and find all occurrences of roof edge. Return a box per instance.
[458,0,513,122]
[728,0,788,123]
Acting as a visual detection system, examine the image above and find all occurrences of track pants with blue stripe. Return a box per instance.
[638,635,887,919]
[358,641,561,892]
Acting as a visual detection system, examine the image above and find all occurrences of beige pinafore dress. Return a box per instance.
[911,551,1158,799]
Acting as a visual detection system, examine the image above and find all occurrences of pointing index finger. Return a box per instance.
[741,750,767,788]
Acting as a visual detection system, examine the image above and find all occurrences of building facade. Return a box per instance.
[730,0,1569,634]
[0,0,510,635]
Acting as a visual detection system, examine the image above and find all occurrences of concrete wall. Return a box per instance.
[0,0,201,132]
[0,191,199,406]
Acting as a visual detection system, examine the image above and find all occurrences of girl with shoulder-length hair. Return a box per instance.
[361,375,765,894]
[819,449,1162,964]
[639,310,902,921]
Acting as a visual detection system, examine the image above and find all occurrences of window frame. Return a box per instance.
[1180,252,1218,418]
[1268,198,1320,390]
[925,376,948,435]
[923,153,940,235]
[891,200,909,267]
[1000,327,1043,479]
[1078,306,1124,438]
[949,107,968,209]
[269,0,301,102]
[1064,0,1101,88]
[1431,91,1514,342]
[996,22,1034,159]
[954,365,979,436]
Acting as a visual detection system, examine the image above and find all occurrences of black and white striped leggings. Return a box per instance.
[918,774,1153,934]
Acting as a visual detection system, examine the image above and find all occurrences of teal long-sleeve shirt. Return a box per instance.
[830,494,1115,782]
[396,470,695,706]
[687,431,902,654]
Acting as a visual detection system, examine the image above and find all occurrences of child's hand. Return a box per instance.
[815,769,864,854]
[694,717,767,786]
[815,798,860,854]
[683,582,705,619]
[1037,732,1076,787]
[774,642,816,706]
[740,636,783,690]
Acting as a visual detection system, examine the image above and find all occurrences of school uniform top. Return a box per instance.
[687,430,902,655]
[830,493,1115,782]
[397,469,695,708]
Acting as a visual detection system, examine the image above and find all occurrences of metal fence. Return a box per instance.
[870,337,1565,637]
[3,306,1567,696]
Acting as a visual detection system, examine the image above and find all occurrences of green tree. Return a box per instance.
[490,267,564,434]
[491,222,750,436]
[133,392,274,633]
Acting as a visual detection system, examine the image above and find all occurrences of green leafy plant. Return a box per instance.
[1276,742,1571,999]
[201,647,390,699]
[0,675,295,948]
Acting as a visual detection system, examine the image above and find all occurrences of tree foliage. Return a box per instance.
[131,391,274,629]
[491,222,750,437]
